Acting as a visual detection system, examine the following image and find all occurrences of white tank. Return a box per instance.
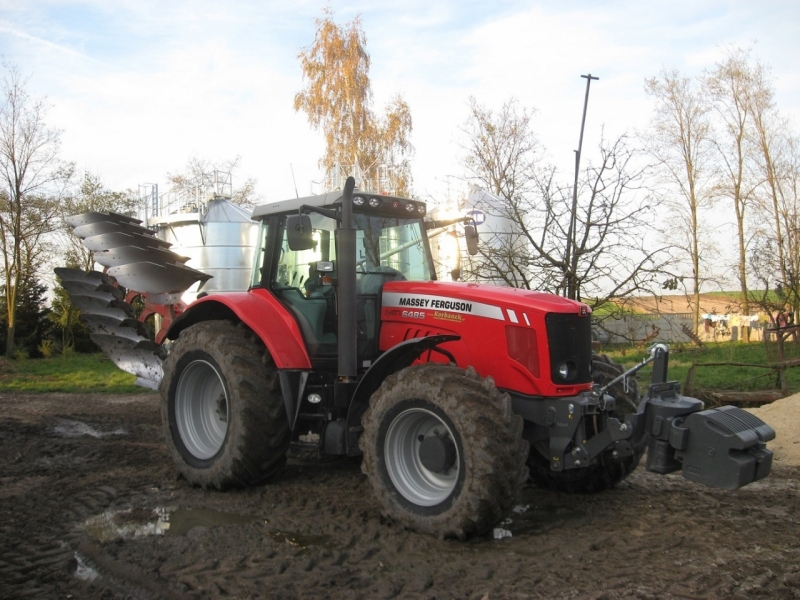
[148,198,258,304]
[463,186,529,286]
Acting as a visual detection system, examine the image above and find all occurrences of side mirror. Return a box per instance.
[286,215,314,251]
[464,224,479,256]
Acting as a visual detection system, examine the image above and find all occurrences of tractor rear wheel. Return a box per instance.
[160,321,290,489]
[527,353,644,493]
[360,363,528,539]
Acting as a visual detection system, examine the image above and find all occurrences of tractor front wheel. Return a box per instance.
[160,321,290,489]
[360,363,528,539]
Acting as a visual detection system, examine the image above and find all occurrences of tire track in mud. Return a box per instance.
[2,391,800,599]
[0,393,172,598]
[111,459,800,600]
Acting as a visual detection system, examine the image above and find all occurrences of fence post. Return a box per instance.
[685,362,696,396]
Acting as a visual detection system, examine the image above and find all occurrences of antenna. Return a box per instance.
[290,164,299,199]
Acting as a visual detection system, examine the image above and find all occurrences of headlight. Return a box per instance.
[557,361,577,382]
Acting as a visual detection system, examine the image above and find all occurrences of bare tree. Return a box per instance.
[644,69,717,334]
[704,48,762,341]
[744,62,800,321]
[0,64,72,357]
[458,97,540,287]
[295,10,414,195]
[460,98,670,314]
[781,135,800,317]
[166,156,259,210]
[461,97,540,203]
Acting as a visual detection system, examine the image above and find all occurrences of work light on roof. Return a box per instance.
[369,197,381,208]
[353,195,365,206]
[405,203,416,212]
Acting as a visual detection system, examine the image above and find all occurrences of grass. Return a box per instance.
[596,340,800,396]
[0,353,145,394]
[2,341,795,398]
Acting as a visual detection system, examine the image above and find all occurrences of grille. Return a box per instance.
[545,313,592,384]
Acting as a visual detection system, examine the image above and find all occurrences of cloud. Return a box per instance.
[1,0,799,206]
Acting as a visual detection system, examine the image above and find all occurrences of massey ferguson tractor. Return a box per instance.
[57,177,775,539]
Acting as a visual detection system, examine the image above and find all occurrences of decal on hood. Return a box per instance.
[382,292,505,321]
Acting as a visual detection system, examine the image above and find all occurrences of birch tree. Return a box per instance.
[705,48,760,341]
[295,10,414,195]
[644,69,716,334]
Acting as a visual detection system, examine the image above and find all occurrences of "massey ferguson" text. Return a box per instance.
[398,297,473,312]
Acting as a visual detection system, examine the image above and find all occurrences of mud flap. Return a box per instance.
[670,406,775,490]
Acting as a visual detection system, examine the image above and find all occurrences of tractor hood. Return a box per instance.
[381,280,591,320]
[378,280,593,398]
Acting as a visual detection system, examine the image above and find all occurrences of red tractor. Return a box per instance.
[59,177,774,539]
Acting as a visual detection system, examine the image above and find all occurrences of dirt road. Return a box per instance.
[1,391,798,599]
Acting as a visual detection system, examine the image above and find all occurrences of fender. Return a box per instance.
[164,288,312,369]
[344,334,460,455]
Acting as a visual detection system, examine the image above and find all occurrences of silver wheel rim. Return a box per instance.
[384,407,459,507]
[175,359,229,460]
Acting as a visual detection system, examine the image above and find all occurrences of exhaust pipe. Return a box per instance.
[337,176,357,381]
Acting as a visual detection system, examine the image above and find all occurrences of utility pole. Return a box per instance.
[565,73,599,301]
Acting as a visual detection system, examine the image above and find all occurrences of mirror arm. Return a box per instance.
[424,216,473,230]
[300,204,340,222]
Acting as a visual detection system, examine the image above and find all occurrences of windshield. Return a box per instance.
[251,212,433,290]
[354,214,432,280]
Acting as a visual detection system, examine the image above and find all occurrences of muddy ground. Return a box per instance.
[1,391,798,600]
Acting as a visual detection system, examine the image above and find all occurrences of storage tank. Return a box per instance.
[148,196,257,305]
[462,186,530,286]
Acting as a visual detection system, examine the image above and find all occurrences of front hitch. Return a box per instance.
[522,344,775,489]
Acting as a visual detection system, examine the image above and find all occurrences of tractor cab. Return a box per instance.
[250,190,436,363]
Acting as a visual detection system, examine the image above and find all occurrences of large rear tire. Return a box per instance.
[160,321,290,489]
[360,363,528,539]
[527,353,644,493]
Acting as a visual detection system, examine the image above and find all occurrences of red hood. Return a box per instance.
[382,280,590,317]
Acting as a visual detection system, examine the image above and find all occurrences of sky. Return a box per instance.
[1,0,799,209]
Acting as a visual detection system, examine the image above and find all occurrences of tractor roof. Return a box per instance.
[251,190,427,221]
[251,191,343,220]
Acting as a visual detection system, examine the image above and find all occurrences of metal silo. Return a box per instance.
[143,172,258,305]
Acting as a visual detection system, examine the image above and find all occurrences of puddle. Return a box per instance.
[53,419,127,438]
[84,507,260,541]
[73,553,100,582]
[83,506,332,549]
[462,503,589,549]
[166,508,258,536]
[267,530,331,549]
[506,503,588,536]
[84,507,170,542]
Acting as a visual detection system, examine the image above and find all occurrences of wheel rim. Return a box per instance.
[174,359,229,460]
[384,407,459,507]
